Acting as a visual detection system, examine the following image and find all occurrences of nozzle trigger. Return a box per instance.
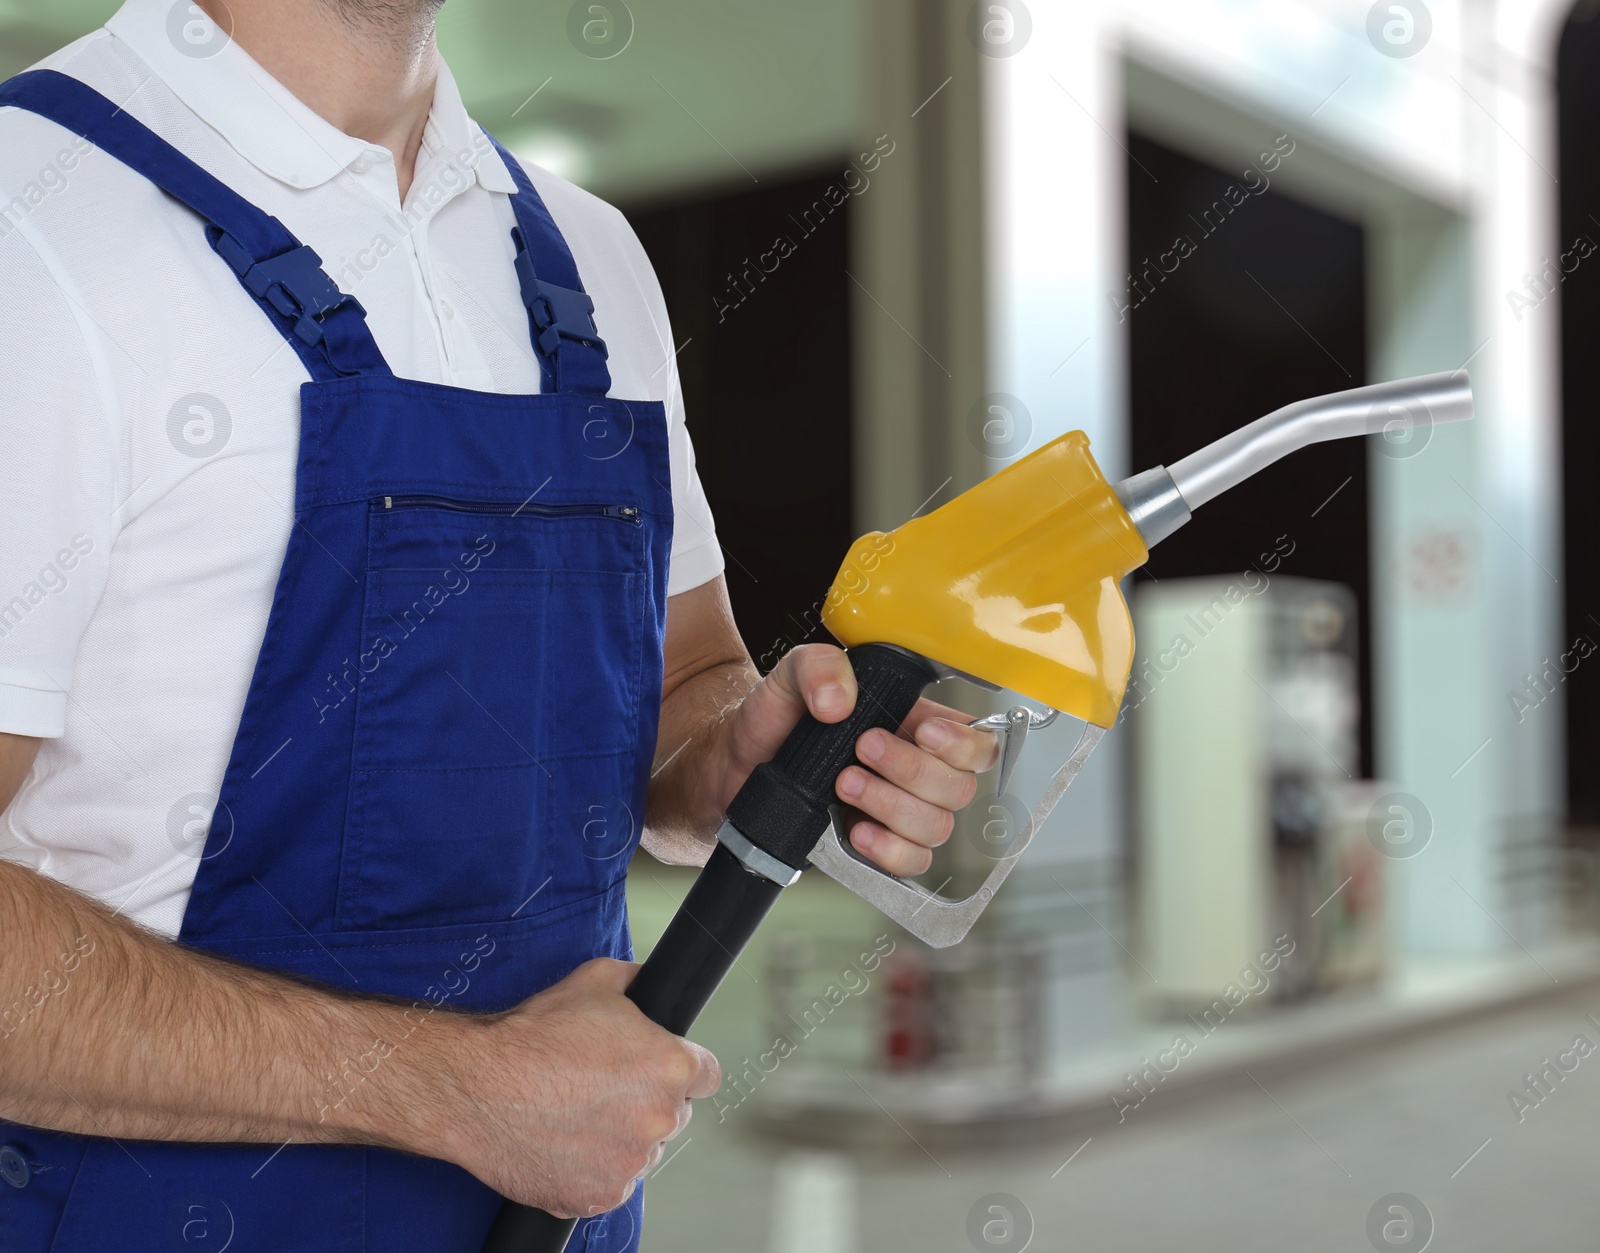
[970,704,1059,798]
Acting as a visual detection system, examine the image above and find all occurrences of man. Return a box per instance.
[0,2,996,1250]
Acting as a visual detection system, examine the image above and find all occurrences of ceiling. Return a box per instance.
[0,0,865,200]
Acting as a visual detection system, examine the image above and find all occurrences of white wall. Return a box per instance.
[981,0,1569,963]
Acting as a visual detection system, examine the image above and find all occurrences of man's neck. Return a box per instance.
[198,0,443,199]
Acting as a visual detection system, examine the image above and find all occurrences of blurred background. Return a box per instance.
[8,0,1600,1248]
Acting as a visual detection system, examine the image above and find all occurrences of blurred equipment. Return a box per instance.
[753,933,1051,1148]
[1133,578,1384,1009]
[485,372,1474,1251]
[1317,780,1390,990]
[878,941,1046,1084]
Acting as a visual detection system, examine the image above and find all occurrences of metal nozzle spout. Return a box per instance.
[1114,466,1190,548]
[1113,370,1474,548]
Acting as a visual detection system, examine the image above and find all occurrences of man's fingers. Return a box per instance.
[907,710,1001,774]
[789,644,856,722]
[683,1040,721,1100]
[766,643,857,723]
[855,727,976,812]
[847,820,933,877]
[829,697,1004,870]
[575,957,641,992]
[836,764,954,851]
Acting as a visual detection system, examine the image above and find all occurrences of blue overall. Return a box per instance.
[0,70,669,1253]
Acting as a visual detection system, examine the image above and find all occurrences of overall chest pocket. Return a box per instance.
[338,495,648,931]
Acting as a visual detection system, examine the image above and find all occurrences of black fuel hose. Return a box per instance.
[480,643,937,1253]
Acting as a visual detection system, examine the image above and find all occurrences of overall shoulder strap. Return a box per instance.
[0,70,388,382]
[488,135,612,397]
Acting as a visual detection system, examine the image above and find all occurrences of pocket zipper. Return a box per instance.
[377,495,641,524]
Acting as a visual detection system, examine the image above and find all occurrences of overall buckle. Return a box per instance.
[211,231,359,348]
[512,232,608,360]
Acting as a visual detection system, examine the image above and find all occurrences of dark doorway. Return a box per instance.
[1558,4,1600,828]
[623,168,855,669]
[1124,131,1374,777]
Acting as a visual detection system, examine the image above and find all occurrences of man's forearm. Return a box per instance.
[642,577,764,864]
[643,657,758,863]
[0,859,474,1155]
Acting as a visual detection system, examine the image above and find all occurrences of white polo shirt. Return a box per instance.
[0,0,723,938]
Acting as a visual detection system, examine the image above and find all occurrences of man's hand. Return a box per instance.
[647,578,1000,874]
[717,643,1000,877]
[440,959,718,1218]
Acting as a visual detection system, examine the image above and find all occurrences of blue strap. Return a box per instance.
[0,70,388,382]
[487,136,612,397]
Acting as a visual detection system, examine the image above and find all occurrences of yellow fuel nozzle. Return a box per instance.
[820,371,1475,728]
[821,431,1144,727]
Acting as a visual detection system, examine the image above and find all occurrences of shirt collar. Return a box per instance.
[104,0,516,195]
[415,59,518,197]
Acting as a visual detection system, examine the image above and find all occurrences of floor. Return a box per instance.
[628,866,1600,1253]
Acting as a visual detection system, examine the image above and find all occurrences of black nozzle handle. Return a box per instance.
[480,643,938,1253]
[726,642,941,871]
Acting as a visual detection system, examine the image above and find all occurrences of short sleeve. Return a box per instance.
[0,225,118,736]
[602,205,724,597]
[661,365,724,596]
